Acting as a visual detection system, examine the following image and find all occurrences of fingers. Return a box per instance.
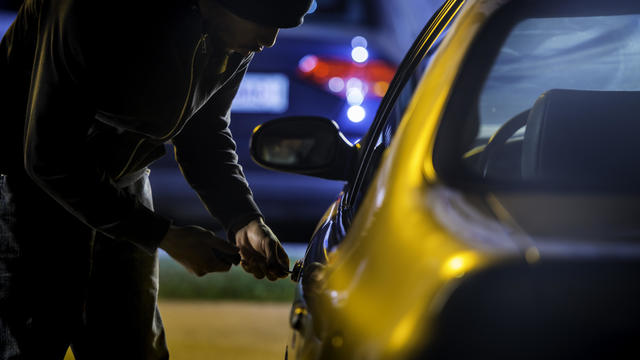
[260,225,290,280]
[214,236,241,254]
[204,235,241,270]
[264,239,289,280]
[236,227,266,279]
[200,248,233,274]
[240,244,268,279]
[211,246,241,265]
[188,252,231,277]
[264,242,279,281]
[276,244,290,275]
[236,224,290,281]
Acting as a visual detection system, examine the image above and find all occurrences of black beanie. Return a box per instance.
[213,0,314,28]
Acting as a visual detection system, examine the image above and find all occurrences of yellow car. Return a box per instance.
[250,0,640,358]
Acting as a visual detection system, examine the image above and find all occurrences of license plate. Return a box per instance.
[231,73,289,114]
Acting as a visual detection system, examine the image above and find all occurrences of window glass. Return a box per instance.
[476,15,640,140]
[454,13,640,189]
[352,39,441,209]
[432,4,640,240]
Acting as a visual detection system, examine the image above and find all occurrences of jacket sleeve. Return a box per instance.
[171,57,263,242]
[23,1,171,254]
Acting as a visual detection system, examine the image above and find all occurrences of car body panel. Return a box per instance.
[287,198,340,359]
[284,0,511,358]
[281,0,610,358]
[329,0,498,352]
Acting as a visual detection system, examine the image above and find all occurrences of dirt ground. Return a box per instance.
[64,301,291,360]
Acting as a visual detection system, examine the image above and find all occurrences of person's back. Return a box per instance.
[0,0,312,358]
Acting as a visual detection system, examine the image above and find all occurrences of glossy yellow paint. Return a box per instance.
[317,0,516,358]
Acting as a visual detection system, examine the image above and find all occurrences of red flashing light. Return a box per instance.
[297,56,396,99]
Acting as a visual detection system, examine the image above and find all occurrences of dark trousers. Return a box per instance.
[0,172,169,360]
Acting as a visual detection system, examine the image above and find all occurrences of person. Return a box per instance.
[0,0,313,358]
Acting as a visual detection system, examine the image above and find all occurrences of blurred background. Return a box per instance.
[0,0,441,358]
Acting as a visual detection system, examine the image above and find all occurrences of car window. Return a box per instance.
[376,40,439,150]
[351,63,428,210]
[477,15,640,141]
[432,1,640,240]
[347,2,458,211]
[439,10,640,188]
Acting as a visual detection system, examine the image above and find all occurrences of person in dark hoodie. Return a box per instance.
[0,0,313,358]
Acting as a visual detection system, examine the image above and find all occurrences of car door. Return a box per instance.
[286,0,464,358]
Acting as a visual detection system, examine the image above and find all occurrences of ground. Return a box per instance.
[64,300,291,360]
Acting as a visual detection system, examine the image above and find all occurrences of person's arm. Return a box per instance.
[24,1,242,277]
[23,1,170,253]
[172,56,262,238]
[172,55,289,280]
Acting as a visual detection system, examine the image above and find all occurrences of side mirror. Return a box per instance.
[250,116,357,181]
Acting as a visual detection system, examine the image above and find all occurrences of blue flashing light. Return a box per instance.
[347,105,366,123]
[328,77,345,93]
[347,88,364,105]
[351,36,368,49]
[351,47,369,63]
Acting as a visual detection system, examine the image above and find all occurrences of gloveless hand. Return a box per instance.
[235,218,289,281]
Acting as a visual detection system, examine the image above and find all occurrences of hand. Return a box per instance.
[159,224,240,277]
[235,218,289,281]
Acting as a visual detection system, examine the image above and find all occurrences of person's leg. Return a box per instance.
[71,171,169,360]
[0,174,30,359]
[70,234,169,360]
[0,174,92,360]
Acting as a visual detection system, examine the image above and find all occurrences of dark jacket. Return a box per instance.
[0,0,262,252]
